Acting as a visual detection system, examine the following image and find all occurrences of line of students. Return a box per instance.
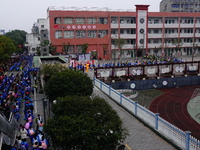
[0,53,49,150]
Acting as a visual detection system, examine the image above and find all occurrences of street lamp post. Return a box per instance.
[42,98,47,124]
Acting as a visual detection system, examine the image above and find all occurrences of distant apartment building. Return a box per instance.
[47,5,200,60]
[25,33,41,55]
[26,19,49,56]
[0,30,5,35]
[160,0,200,12]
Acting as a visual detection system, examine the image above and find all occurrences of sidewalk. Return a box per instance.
[30,75,46,125]
[93,86,177,150]
[16,71,46,149]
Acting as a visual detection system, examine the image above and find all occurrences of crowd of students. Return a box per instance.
[0,53,49,150]
[93,56,184,68]
[69,56,185,71]
[16,113,48,150]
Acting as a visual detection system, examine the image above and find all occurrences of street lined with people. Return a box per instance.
[0,53,49,150]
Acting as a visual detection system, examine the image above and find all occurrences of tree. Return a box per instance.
[81,43,88,54]
[91,51,97,60]
[116,38,126,59]
[102,44,108,59]
[44,69,93,101]
[44,96,127,150]
[40,64,68,83]
[81,43,88,59]
[0,35,16,63]
[172,38,182,56]
[40,40,49,47]
[49,43,57,55]
[5,30,27,53]
[62,42,70,55]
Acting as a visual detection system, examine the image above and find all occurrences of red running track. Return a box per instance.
[149,85,200,140]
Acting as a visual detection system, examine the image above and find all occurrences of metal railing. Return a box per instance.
[0,112,19,149]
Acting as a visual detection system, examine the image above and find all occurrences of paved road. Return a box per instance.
[93,86,177,150]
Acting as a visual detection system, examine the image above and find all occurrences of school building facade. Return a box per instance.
[47,5,200,60]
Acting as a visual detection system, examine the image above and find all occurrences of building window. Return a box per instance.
[38,37,40,41]
[76,18,85,24]
[148,19,152,24]
[55,30,62,39]
[148,29,151,34]
[54,17,62,24]
[76,45,82,53]
[88,30,97,38]
[197,28,200,33]
[63,17,73,24]
[154,19,159,24]
[127,29,135,34]
[87,18,97,24]
[41,25,44,28]
[111,29,118,34]
[184,28,193,33]
[43,34,48,38]
[153,29,159,34]
[104,50,107,55]
[98,18,108,24]
[165,39,171,43]
[184,38,193,43]
[64,30,74,39]
[127,17,135,24]
[165,18,177,24]
[32,48,35,52]
[126,39,135,44]
[68,45,74,53]
[76,30,86,38]
[181,18,194,24]
[120,18,125,24]
[165,29,176,34]
[153,39,159,43]
[43,48,47,52]
[171,4,180,8]
[98,30,108,38]
[111,17,118,24]
[111,39,116,45]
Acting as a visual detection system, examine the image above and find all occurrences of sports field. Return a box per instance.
[149,85,200,140]
[187,93,200,124]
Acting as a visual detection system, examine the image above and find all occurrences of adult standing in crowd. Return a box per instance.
[20,126,28,140]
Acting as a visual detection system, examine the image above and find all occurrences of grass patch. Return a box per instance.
[122,89,164,109]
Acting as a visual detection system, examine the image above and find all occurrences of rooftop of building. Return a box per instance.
[47,6,135,12]
[47,6,200,17]
[33,55,67,68]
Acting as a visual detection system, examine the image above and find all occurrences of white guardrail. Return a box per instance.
[94,78,200,150]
